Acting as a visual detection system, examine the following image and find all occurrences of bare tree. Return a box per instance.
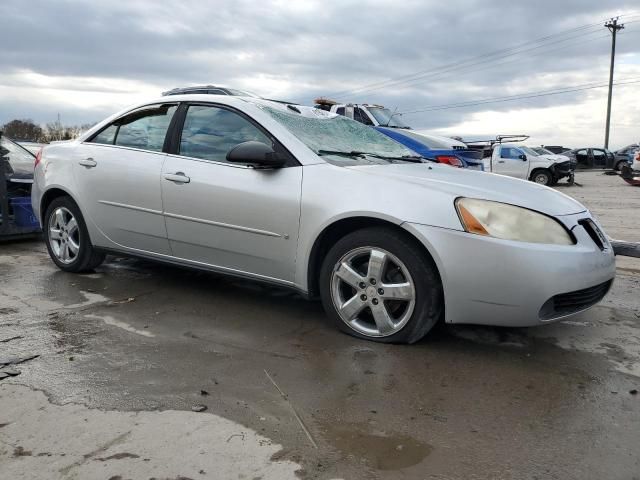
[2,119,45,142]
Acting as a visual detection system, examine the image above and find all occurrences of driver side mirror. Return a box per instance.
[519,154,527,161]
[226,141,286,168]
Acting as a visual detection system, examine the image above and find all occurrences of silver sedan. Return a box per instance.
[32,96,616,343]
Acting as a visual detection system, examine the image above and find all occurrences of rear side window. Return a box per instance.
[89,104,177,153]
[178,105,271,163]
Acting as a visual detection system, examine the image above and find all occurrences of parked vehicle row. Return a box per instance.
[313,99,580,183]
[31,93,616,343]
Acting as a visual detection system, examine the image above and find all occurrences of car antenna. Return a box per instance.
[384,107,399,127]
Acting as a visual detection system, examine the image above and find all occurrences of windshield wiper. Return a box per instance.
[317,150,369,157]
[317,150,426,163]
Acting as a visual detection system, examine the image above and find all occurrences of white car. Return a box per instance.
[32,96,615,343]
[486,144,575,185]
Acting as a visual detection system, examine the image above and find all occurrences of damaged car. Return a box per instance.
[32,96,615,343]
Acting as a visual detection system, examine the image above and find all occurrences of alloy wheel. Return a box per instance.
[48,207,80,264]
[330,247,416,337]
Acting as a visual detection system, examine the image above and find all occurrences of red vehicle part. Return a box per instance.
[435,155,464,168]
[620,164,640,186]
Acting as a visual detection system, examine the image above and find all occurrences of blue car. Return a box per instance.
[375,127,484,170]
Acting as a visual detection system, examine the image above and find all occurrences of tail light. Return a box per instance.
[435,155,464,168]
[34,148,43,169]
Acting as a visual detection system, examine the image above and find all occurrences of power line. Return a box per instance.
[356,29,611,99]
[337,27,608,100]
[327,19,609,99]
[434,32,611,83]
[399,78,640,114]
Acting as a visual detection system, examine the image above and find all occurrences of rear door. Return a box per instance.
[161,103,302,283]
[74,103,177,254]
[492,146,529,179]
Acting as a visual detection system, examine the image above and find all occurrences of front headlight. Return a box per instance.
[455,198,574,245]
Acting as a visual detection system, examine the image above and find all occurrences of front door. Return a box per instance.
[591,148,608,168]
[161,104,302,283]
[73,103,177,254]
[574,149,590,167]
[493,146,529,179]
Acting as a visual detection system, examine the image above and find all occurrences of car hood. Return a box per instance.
[538,154,569,162]
[349,163,587,216]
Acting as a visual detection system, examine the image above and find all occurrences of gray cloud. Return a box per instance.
[0,0,638,146]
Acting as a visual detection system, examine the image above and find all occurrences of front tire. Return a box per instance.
[319,227,443,344]
[530,169,553,186]
[44,196,105,273]
[615,160,627,172]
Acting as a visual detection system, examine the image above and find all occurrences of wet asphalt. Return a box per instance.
[1,171,639,479]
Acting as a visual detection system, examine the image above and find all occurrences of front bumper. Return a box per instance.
[550,161,574,179]
[404,213,616,327]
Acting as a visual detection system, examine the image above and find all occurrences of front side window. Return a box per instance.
[501,147,523,159]
[89,104,177,153]
[179,105,271,163]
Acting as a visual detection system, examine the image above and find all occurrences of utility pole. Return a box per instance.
[604,17,624,150]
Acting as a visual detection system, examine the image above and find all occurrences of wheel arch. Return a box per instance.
[39,186,84,225]
[305,215,443,299]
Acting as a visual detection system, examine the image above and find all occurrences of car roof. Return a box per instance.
[162,85,261,97]
[79,95,340,143]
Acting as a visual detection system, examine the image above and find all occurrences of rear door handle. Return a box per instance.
[163,172,190,184]
[497,160,505,163]
[79,158,97,168]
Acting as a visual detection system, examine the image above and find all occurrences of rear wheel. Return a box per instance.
[319,227,443,343]
[44,196,105,273]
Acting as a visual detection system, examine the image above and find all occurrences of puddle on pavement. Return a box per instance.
[63,290,109,309]
[323,422,432,471]
[84,314,155,338]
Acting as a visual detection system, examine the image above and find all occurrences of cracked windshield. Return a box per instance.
[263,106,418,165]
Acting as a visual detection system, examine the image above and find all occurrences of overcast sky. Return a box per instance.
[1,0,639,148]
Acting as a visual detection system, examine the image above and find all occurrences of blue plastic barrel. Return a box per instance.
[10,197,39,228]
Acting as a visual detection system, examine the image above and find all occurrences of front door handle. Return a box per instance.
[79,158,97,168]
[163,172,190,184]
[498,160,505,163]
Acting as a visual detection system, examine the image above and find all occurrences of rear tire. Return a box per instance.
[319,227,443,344]
[44,196,105,273]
